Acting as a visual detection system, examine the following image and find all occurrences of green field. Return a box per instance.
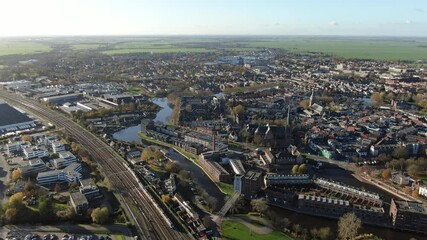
[246,39,427,61]
[0,41,52,56]
[71,43,104,50]
[221,220,293,240]
[96,38,427,61]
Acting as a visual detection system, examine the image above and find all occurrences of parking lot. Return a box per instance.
[0,225,133,240]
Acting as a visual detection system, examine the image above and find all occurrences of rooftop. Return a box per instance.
[394,199,427,214]
[0,102,33,127]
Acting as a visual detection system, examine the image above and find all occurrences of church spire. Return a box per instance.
[309,89,314,107]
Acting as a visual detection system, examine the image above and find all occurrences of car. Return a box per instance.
[24,234,32,240]
[50,235,58,240]
[43,234,50,240]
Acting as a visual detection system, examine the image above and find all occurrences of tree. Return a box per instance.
[5,208,18,222]
[298,164,308,174]
[407,164,419,178]
[161,195,171,203]
[202,215,215,229]
[11,168,22,182]
[8,192,24,210]
[299,100,310,110]
[253,134,264,146]
[283,217,292,229]
[311,227,331,240]
[165,162,182,173]
[21,135,32,142]
[54,183,61,194]
[392,146,409,159]
[250,199,268,215]
[371,92,384,106]
[337,212,361,240]
[39,197,54,221]
[292,165,299,175]
[141,147,163,162]
[24,181,36,192]
[412,190,419,199]
[382,169,392,179]
[292,224,302,235]
[232,104,245,115]
[91,207,110,224]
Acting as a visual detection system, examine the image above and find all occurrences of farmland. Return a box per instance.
[0,41,52,56]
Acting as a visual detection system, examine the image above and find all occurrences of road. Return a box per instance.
[0,89,191,240]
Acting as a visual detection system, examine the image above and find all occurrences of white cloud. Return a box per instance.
[329,21,339,26]
[404,20,413,24]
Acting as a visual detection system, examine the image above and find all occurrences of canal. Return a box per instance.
[113,97,423,239]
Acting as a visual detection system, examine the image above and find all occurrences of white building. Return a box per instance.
[36,163,82,185]
[23,146,49,159]
[52,141,66,153]
[6,141,29,155]
[419,186,427,197]
[20,158,47,176]
[53,151,77,169]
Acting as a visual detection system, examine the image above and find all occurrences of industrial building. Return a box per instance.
[0,101,36,134]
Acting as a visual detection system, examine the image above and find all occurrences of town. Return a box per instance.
[0,38,427,240]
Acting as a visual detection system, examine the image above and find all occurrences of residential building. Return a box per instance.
[199,151,231,183]
[389,199,427,234]
[69,192,89,214]
[264,174,311,186]
[241,170,264,199]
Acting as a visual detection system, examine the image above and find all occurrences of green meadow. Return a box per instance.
[0,41,52,56]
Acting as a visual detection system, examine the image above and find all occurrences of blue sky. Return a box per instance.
[0,0,426,36]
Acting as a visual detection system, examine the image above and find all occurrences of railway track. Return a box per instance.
[0,90,190,240]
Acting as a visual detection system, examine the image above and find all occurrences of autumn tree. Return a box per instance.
[407,164,419,178]
[392,146,409,159]
[91,206,110,224]
[337,212,361,240]
[5,208,18,222]
[310,226,331,240]
[298,164,308,174]
[11,168,22,182]
[382,169,392,179]
[141,147,163,162]
[54,183,61,194]
[292,165,299,175]
[21,135,32,142]
[161,195,171,203]
[300,99,311,110]
[371,92,384,106]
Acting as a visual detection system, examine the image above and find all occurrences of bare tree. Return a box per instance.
[337,212,361,240]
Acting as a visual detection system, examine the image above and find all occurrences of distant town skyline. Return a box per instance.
[1,0,427,37]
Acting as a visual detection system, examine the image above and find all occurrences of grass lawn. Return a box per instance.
[0,41,52,56]
[419,173,427,185]
[218,182,234,196]
[221,220,293,240]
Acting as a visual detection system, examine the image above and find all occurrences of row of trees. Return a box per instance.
[292,164,308,175]
[248,199,363,240]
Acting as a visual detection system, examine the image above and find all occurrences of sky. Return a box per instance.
[0,0,426,37]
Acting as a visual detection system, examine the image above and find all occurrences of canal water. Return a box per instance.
[113,97,423,239]
[112,98,172,142]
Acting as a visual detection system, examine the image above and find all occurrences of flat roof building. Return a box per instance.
[0,101,35,134]
[389,199,427,234]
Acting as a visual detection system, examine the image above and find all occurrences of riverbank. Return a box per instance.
[138,132,234,196]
